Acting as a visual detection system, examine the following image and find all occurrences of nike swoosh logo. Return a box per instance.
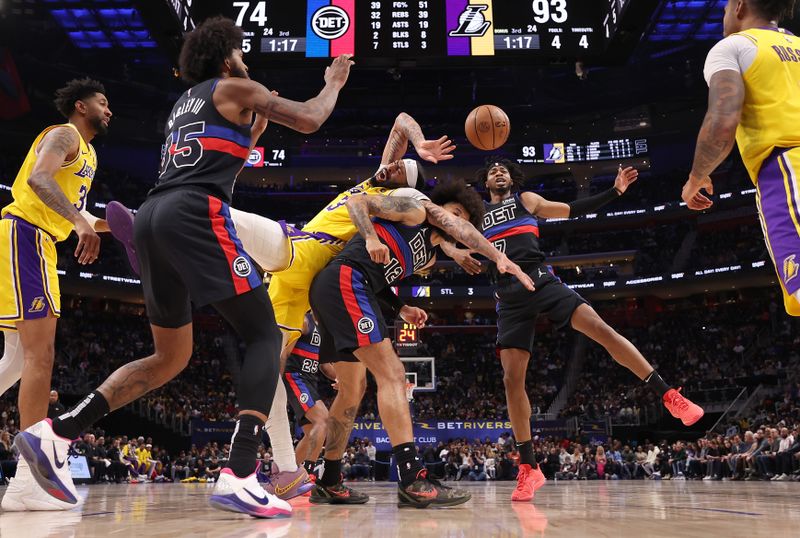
[244,488,271,506]
[411,487,438,499]
[53,442,67,469]
[274,474,306,496]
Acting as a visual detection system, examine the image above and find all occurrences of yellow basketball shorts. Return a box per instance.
[0,215,60,331]
[268,226,343,342]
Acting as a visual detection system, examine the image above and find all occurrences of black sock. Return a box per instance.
[393,442,424,487]
[228,415,264,478]
[303,460,316,475]
[320,458,341,487]
[52,391,109,440]
[644,370,672,398]
[516,440,538,469]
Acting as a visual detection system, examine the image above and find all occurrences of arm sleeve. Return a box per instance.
[703,35,757,85]
[567,187,620,217]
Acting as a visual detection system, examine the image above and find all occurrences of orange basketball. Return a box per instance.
[465,105,510,151]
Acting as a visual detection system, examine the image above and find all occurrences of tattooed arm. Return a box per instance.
[382,112,455,165]
[346,195,427,263]
[28,126,100,264]
[423,200,535,291]
[217,55,353,134]
[682,70,745,210]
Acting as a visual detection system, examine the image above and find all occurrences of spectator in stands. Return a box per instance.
[172,451,190,482]
[773,426,798,481]
[350,448,371,480]
[47,390,65,419]
[365,440,377,480]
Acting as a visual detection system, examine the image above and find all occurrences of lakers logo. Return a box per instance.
[28,296,46,313]
[449,5,492,37]
[784,255,799,283]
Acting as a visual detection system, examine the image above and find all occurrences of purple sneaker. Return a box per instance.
[105,201,140,276]
[264,463,314,500]
[209,468,291,518]
[13,419,81,506]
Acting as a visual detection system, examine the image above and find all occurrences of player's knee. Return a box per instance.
[22,342,54,365]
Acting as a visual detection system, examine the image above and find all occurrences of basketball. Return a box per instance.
[465,105,510,151]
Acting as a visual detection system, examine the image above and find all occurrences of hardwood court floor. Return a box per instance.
[0,480,797,538]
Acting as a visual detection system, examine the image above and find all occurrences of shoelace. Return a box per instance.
[517,466,531,487]
[668,388,690,412]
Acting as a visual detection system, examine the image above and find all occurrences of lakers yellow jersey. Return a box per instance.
[735,28,800,183]
[302,180,391,242]
[2,123,97,242]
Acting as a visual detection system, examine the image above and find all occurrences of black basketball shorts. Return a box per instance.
[283,372,321,425]
[309,260,387,363]
[495,263,587,355]
[133,188,263,328]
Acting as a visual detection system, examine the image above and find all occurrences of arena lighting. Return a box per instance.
[50,5,158,49]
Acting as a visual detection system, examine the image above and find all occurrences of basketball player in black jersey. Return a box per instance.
[444,158,705,503]
[15,17,352,518]
[308,180,532,508]
[279,312,336,480]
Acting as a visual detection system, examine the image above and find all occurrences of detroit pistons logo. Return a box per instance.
[299,393,309,404]
[357,317,375,334]
[233,256,252,278]
[311,6,350,40]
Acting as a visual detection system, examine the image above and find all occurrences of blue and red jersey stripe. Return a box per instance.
[485,224,540,243]
[284,373,314,412]
[207,196,262,295]
[374,220,414,277]
[338,264,382,347]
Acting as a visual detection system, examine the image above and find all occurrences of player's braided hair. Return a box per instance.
[179,16,244,84]
[53,78,105,118]
[429,178,485,229]
[475,157,525,192]
[751,0,797,21]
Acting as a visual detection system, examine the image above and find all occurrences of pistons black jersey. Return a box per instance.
[285,316,321,375]
[482,194,545,265]
[152,79,251,204]
[337,218,438,291]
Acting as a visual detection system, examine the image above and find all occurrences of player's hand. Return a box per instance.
[682,174,714,211]
[324,54,354,90]
[450,248,482,275]
[74,217,100,265]
[399,305,428,328]
[366,236,390,264]
[496,254,535,291]
[252,91,277,138]
[614,166,638,194]
[416,136,456,164]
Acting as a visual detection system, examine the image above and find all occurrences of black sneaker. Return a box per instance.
[309,481,370,505]
[398,470,471,508]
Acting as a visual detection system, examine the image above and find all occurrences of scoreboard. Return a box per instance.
[518,138,649,164]
[188,1,621,63]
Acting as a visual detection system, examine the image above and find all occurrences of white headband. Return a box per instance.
[402,158,419,188]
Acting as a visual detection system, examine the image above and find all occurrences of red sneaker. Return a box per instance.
[663,387,704,426]
[511,464,546,502]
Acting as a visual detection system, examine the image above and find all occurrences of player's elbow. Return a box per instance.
[26,172,47,191]
[295,117,322,134]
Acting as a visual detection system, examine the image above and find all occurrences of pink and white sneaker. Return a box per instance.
[209,468,292,518]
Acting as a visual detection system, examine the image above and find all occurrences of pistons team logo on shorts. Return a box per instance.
[299,393,309,404]
[232,256,252,278]
[357,317,375,334]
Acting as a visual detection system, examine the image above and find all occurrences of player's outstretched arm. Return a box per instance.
[28,126,99,264]
[422,201,534,291]
[346,195,427,264]
[79,210,110,233]
[218,54,354,134]
[438,241,481,275]
[381,112,455,165]
[682,70,745,210]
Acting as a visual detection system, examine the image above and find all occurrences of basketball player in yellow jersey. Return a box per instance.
[683,0,800,315]
[0,78,111,511]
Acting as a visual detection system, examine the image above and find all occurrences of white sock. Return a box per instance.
[265,380,298,472]
[0,331,24,396]
[229,208,291,272]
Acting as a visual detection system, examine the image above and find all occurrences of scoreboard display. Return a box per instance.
[395,321,420,355]
[191,1,619,63]
[518,138,649,164]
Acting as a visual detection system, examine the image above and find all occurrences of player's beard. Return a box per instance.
[90,115,108,136]
[230,65,249,79]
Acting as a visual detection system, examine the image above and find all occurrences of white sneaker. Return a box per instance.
[1,460,30,511]
[775,473,790,482]
[209,468,292,518]
[13,418,81,506]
